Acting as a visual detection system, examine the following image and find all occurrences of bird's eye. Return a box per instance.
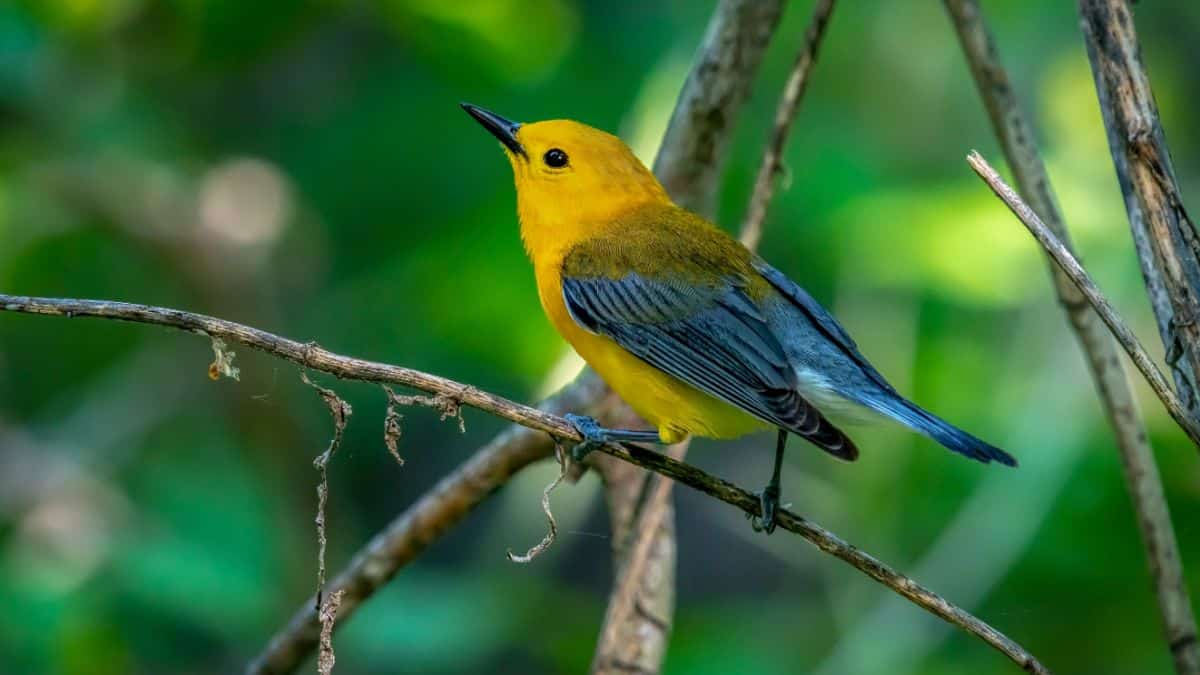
[543,148,569,168]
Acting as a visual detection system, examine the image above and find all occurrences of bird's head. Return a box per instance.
[462,103,670,258]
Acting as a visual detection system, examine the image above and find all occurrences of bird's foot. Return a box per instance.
[565,413,606,462]
[749,483,781,535]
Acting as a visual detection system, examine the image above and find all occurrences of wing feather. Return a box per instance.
[561,270,856,459]
[752,258,895,394]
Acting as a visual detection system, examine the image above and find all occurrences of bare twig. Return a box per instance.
[0,295,578,437]
[1080,0,1200,426]
[739,0,837,250]
[947,4,1199,674]
[301,372,352,610]
[0,293,1049,674]
[316,589,344,675]
[655,0,785,214]
[599,440,1051,674]
[313,478,331,607]
[589,441,688,674]
[966,153,1200,450]
[506,440,568,563]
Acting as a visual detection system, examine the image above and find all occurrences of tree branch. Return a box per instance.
[0,294,1049,674]
[966,153,1200,451]
[1079,0,1200,425]
[946,3,1199,674]
[588,439,686,675]
[655,0,785,215]
[739,0,837,251]
[0,296,583,438]
[569,432,1053,674]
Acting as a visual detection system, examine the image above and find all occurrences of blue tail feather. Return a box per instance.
[863,394,1017,467]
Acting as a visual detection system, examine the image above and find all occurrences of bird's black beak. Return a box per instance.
[461,103,526,159]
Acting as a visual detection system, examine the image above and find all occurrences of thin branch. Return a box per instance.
[589,441,687,674]
[966,153,1200,451]
[739,0,837,250]
[0,294,1048,674]
[0,295,579,438]
[655,0,786,214]
[596,440,1051,675]
[1080,0,1200,424]
[946,4,1199,674]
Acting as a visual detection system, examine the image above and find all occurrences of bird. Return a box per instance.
[461,103,1016,533]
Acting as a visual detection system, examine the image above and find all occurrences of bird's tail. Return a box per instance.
[860,393,1017,467]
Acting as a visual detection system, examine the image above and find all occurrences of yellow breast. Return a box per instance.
[533,256,769,443]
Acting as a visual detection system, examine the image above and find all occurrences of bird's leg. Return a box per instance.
[751,429,787,534]
[564,413,661,462]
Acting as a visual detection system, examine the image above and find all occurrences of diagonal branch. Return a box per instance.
[0,294,1049,674]
[600,439,1050,675]
[945,3,1199,674]
[655,0,786,215]
[739,0,837,250]
[965,152,1200,450]
[1079,0,1200,424]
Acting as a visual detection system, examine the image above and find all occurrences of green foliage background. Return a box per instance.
[1,1,1199,673]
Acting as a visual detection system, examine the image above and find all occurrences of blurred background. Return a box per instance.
[1,0,1198,673]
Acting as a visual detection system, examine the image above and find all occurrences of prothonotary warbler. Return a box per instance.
[462,103,1016,533]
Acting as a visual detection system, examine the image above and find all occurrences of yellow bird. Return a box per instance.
[462,103,1015,533]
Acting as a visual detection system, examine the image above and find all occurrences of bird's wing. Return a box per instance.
[753,258,1017,466]
[560,269,857,460]
[752,258,896,394]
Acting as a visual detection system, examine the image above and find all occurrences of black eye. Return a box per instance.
[543,148,569,168]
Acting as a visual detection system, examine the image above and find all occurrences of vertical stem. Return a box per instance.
[655,0,786,214]
[1075,4,1200,670]
[1079,0,1200,422]
[740,0,837,250]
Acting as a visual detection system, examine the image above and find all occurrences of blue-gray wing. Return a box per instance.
[561,272,856,459]
[752,258,896,394]
[753,258,1017,466]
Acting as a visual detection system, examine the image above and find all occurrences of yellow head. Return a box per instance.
[462,103,670,262]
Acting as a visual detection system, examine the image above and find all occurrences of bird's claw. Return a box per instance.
[749,483,781,535]
[565,413,605,462]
